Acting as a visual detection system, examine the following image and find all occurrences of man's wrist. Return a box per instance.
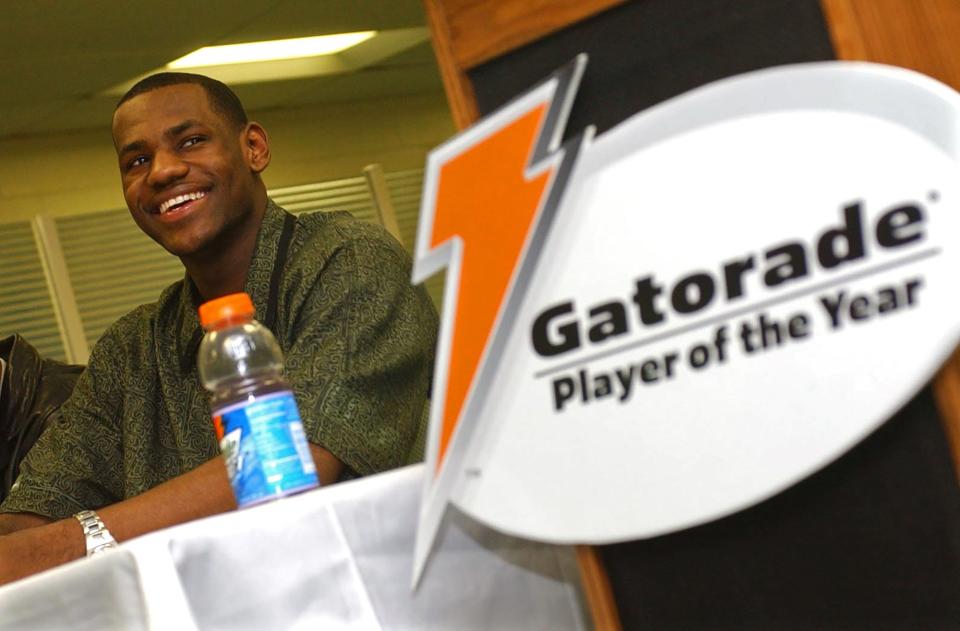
[73,510,118,557]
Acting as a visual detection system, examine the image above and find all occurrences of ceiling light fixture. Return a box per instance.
[166,31,377,69]
[103,27,428,95]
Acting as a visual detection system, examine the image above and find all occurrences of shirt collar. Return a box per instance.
[175,199,286,372]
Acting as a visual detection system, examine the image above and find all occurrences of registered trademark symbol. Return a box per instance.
[929,190,940,202]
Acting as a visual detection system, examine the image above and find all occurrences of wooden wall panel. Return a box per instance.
[423,0,479,129]
[423,0,622,129]
[436,0,625,69]
[575,546,622,631]
[822,0,960,91]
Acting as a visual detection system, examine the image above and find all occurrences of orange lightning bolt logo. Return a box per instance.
[428,103,550,470]
[412,55,591,585]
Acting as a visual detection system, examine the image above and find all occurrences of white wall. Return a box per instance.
[0,91,455,223]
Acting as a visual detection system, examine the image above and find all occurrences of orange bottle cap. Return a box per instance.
[198,292,254,328]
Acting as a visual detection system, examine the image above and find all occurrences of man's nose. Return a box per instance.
[146,149,188,187]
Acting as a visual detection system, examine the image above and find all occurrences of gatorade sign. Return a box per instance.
[411,59,960,581]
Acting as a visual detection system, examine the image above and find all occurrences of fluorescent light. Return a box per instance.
[102,28,428,95]
[166,31,376,69]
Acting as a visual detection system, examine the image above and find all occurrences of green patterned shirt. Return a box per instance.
[1,201,438,520]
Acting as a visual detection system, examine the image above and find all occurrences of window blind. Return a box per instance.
[56,208,183,349]
[0,221,66,360]
[269,176,379,223]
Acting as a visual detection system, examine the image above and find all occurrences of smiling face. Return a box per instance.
[112,83,270,260]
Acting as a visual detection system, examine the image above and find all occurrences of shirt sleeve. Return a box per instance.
[0,332,125,520]
[282,224,438,476]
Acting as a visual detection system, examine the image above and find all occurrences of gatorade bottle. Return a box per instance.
[198,292,319,508]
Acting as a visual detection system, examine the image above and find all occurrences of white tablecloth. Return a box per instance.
[0,464,588,630]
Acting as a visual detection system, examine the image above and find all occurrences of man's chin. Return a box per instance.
[150,232,211,259]
[144,217,218,259]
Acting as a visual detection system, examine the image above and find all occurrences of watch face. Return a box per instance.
[90,542,118,556]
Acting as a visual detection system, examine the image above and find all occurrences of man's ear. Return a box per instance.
[242,122,271,174]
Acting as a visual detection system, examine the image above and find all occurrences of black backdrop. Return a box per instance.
[466,1,960,627]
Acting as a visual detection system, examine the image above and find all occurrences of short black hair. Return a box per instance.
[116,72,248,130]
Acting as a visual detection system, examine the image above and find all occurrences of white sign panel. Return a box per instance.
[412,60,960,582]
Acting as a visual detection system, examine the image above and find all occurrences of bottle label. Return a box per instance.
[213,390,319,508]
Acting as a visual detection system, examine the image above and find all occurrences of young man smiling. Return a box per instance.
[0,73,438,584]
[116,76,270,299]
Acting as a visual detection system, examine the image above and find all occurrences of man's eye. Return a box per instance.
[128,156,147,170]
[182,136,205,148]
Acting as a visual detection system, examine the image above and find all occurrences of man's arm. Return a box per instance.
[0,443,341,586]
[0,512,49,536]
[282,223,438,476]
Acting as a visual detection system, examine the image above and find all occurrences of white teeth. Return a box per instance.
[158,191,206,214]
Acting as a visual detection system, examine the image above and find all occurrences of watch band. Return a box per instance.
[74,510,118,557]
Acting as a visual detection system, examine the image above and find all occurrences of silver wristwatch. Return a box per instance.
[74,510,119,557]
